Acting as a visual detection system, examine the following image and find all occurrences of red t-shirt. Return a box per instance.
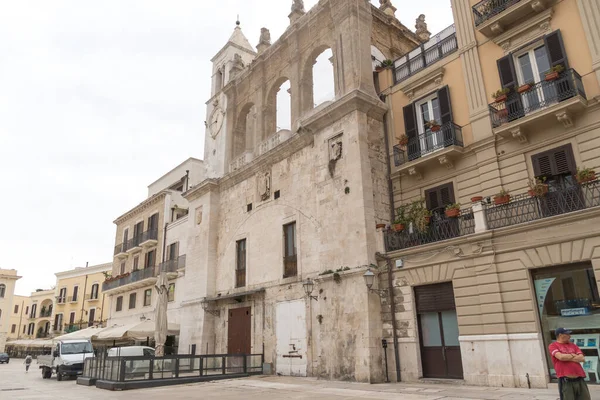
[549,341,586,378]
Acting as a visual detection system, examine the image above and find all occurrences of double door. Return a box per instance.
[416,282,463,379]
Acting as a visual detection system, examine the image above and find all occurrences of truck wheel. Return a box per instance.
[44,368,52,379]
[41,368,46,379]
[56,371,63,381]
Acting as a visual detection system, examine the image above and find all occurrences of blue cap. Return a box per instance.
[556,327,573,336]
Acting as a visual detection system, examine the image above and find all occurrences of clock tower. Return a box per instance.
[204,20,257,178]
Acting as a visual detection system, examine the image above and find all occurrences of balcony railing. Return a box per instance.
[39,310,52,318]
[283,255,298,278]
[394,25,458,84]
[485,181,600,230]
[384,209,475,252]
[393,122,463,167]
[489,69,586,128]
[236,269,246,288]
[159,255,187,273]
[114,242,127,256]
[67,296,79,303]
[473,0,522,26]
[102,266,156,292]
[56,297,66,304]
[139,229,158,245]
[85,294,99,301]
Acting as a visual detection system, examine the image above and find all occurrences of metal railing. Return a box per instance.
[235,269,246,288]
[85,294,99,301]
[489,69,586,128]
[56,296,66,304]
[473,0,521,26]
[393,122,463,167]
[102,255,186,292]
[394,25,458,84]
[68,296,79,303]
[139,229,158,244]
[82,353,263,383]
[485,180,600,230]
[114,242,127,256]
[384,208,475,252]
[283,255,298,278]
[39,310,52,318]
[158,255,186,273]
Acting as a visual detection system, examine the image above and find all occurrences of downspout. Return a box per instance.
[17,300,24,339]
[185,170,190,191]
[80,262,89,329]
[161,222,169,266]
[380,93,396,224]
[100,293,106,326]
[377,252,401,382]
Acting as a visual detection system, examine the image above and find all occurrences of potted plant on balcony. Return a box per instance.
[517,81,534,94]
[398,134,409,146]
[409,199,431,231]
[494,189,511,205]
[471,196,484,203]
[545,65,565,81]
[376,59,394,72]
[491,88,510,103]
[392,204,409,232]
[445,203,461,218]
[425,120,441,132]
[576,167,597,184]
[528,177,549,197]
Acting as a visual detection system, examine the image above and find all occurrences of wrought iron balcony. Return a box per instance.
[489,69,586,130]
[472,0,550,37]
[384,209,475,252]
[473,0,522,26]
[283,255,298,278]
[394,25,457,84]
[39,310,52,318]
[394,122,463,167]
[139,229,158,247]
[114,242,128,257]
[159,255,186,274]
[102,266,156,292]
[485,180,600,230]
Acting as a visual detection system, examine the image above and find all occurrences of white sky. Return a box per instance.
[0,0,453,295]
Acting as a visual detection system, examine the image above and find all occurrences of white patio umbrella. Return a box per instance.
[94,320,180,340]
[154,270,169,357]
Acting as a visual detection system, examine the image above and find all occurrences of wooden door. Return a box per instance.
[227,307,251,355]
[415,282,463,379]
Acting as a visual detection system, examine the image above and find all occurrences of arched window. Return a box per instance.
[216,68,224,92]
[30,304,37,319]
[312,49,335,107]
[0,284,5,298]
[264,78,292,144]
[91,284,99,300]
[27,323,35,336]
[232,103,256,161]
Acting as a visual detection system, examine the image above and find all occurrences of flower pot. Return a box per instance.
[517,84,532,94]
[494,94,507,103]
[398,137,409,146]
[498,109,508,119]
[376,223,386,229]
[431,125,441,132]
[528,185,549,197]
[577,172,597,184]
[494,195,511,205]
[375,66,384,73]
[545,71,559,81]
[471,196,483,203]
[445,208,460,218]
[393,223,405,232]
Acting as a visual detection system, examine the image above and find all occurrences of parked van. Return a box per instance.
[107,346,155,358]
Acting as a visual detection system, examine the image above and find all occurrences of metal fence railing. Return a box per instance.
[393,122,463,167]
[472,0,521,26]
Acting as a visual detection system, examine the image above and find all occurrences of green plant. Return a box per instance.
[549,64,565,74]
[394,204,410,225]
[343,267,350,271]
[424,120,439,128]
[398,134,409,146]
[576,167,596,182]
[445,203,461,211]
[344,187,350,194]
[381,59,394,68]
[319,269,334,276]
[491,88,510,99]
[495,188,509,197]
[333,272,341,284]
[408,199,431,231]
[528,176,548,196]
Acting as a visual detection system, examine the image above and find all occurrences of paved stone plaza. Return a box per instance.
[2,358,600,399]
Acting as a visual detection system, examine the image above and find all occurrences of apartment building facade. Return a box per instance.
[7,295,29,341]
[377,0,600,388]
[17,289,56,340]
[104,158,203,332]
[0,269,21,351]
[53,263,112,334]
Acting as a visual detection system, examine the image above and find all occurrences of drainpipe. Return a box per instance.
[100,293,106,326]
[380,94,396,224]
[377,252,401,382]
[80,262,89,329]
[161,222,169,267]
[17,300,24,339]
[185,170,190,191]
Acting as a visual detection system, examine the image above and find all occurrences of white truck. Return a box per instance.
[37,339,95,381]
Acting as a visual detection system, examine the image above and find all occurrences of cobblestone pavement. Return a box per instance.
[2,358,600,399]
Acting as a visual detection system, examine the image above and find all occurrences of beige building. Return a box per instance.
[376,0,600,389]
[0,269,21,351]
[7,295,29,341]
[17,289,55,340]
[53,263,112,335]
[104,158,202,332]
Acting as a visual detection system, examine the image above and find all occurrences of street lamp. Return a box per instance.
[363,269,387,296]
[200,297,220,316]
[303,278,318,301]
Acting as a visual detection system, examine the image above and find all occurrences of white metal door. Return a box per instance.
[275,300,307,376]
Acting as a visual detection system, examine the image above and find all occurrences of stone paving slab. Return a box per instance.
[2,358,600,399]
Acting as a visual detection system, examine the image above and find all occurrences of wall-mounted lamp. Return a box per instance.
[363,269,387,297]
[200,298,220,316]
[302,278,318,301]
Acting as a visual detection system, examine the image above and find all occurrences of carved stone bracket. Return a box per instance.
[510,127,528,144]
[438,155,454,169]
[531,0,547,12]
[491,22,504,35]
[556,110,574,128]
[408,166,422,180]
[494,8,553,54]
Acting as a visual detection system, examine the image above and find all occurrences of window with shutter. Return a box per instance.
[497,55,518,89]
[544,30,569,70]
[532,144,576,178]
[437,86,453,125]
[425,182,455,213]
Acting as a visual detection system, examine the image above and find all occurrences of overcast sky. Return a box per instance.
[0,0,453,295]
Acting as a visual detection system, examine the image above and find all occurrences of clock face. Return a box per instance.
[210,108,224,138]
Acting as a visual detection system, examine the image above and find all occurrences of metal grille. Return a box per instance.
[472,0,522,26]
[283,255,297,278]
[384,208,475,252]
[394,122,463,167]
[488,69,586,128]
[235,269,246,288]
[394,25,458,84]
[484,181,600,230]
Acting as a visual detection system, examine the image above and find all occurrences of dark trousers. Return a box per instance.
[25,364,30,371]
[559,377,591,400]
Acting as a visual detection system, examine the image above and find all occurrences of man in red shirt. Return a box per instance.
[549,327,591,400]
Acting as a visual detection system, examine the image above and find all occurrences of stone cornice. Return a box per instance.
[113,191,168,225]
[182,179,220,202]
[54,263,112,279]
[493,8,554,53]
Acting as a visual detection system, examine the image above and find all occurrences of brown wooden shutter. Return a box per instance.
[544,30,569,70]
[497,54,518,89]
[426,189,439,211]
[532,144,576,177]
[437,86,453,125]
[414,282,456,313]
[403,104,417,140]
[425,182,456,212]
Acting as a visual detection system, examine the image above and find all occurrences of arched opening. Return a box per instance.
[312,48,335,108]
[27,322,35,336]
[40,300,53,318]
[371,45,387,71]
[215,68,224,93]
[232,103,256,160]
[264,78,292,147]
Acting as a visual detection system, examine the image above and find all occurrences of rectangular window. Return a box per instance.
[133,256,139,271]
[69,312,75,326]
[144,289,152,307]
[123,228,129,244]
[116,296,123,312]
[148,213,159,232]
[129,293,137,309]
[90,284,99,300]
[120,262,126,275]
[23,325,26,334]
[14,305,18,314]
[168,242,179,261]
[145,250,156,268]
[424,182,456,215]
[236,239,247,288]
[25,306,29,315]
[59,288,67,303]
[168,283,175,302]
[283,222,297,278]
[134,221,144,238]
[11,324,16,334]
[72,286,79,302]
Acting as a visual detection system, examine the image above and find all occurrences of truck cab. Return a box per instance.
[38,339,94,381]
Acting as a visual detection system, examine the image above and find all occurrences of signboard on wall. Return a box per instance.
[534,278,556,315]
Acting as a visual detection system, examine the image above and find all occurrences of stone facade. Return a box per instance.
[0,269,20,351]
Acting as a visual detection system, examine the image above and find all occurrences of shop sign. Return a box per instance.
[560,307,590,317]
